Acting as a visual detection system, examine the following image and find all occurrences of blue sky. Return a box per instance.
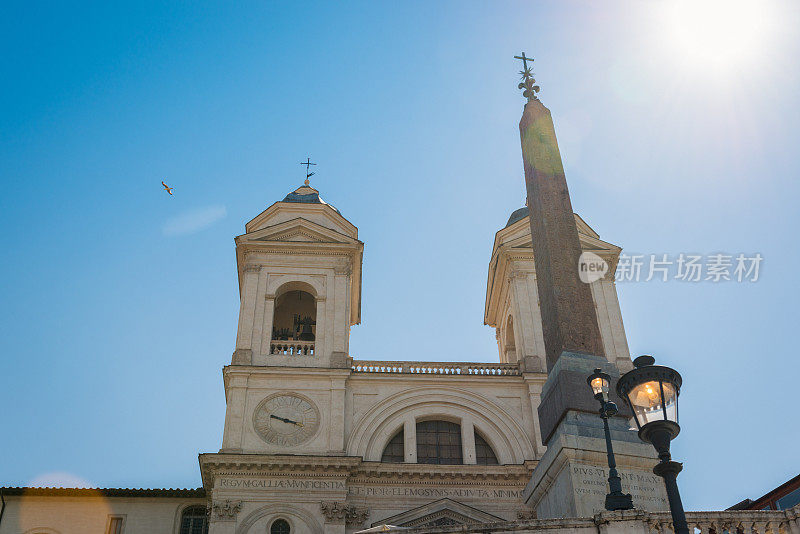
[1,1,798,511]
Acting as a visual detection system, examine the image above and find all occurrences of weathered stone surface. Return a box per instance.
[523,431,667,518]
[536,352,633,444]
[519,99,605,371]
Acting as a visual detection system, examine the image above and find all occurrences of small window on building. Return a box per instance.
[107,516,124,534]
[180,506,208,534]
[474,431,499,465]
[416,420,462,465]
[381,429,405,462]
[271,518,291,534]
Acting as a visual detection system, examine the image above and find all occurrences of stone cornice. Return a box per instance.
[351,462,535,485]
[0,487,205,498]
[238,242,362,258]
[222,365,352,378]
[200,453,360,471]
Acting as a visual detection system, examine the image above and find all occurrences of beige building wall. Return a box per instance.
[0,491,205,534]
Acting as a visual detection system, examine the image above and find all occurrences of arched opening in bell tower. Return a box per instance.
[270,282,317,356]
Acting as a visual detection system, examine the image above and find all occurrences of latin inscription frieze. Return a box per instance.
[217,478,346,491]
[347,486,522,499]
[215,478,522,501]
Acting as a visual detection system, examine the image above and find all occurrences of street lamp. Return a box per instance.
[617,355,688,534]
[587,368,634,511]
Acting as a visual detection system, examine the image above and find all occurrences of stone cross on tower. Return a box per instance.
[300,157,317,186]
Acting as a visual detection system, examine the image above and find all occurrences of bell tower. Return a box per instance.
[484,207,632,374]
[230,182,363,369]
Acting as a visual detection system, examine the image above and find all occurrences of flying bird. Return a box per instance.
[161,181,174,195]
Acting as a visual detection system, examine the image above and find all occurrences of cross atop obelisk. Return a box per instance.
[514,52,540,102]
[300,157,317,186]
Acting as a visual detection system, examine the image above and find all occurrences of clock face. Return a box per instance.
[253,393,320,447]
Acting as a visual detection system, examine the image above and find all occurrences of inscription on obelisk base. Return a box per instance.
[523,427,668,518]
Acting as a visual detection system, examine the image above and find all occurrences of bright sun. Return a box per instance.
[662,0,773,71]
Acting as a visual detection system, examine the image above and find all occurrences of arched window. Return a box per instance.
[179,505,208,534]
[381,429,404,462]
[271,519,291,534]
[416,420,462,465]
[474,431,499,465]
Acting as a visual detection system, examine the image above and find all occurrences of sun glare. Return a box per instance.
[663,0,773,71]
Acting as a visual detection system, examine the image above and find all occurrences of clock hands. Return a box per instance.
[270,414,304,427]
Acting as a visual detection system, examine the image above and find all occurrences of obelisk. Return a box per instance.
[519,81,605,372]
[515,55,667,518]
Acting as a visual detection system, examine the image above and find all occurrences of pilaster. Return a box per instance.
[523,377,546,458]
[208,499,242,534]
[328,377,346,452]
[403,417,417,463]
[461,418,476,465]
[601,280,633,372]
[333,263,351,356]
[255,291,276,366]
[509,269,545,371]
[220,374,248,452]
[233,264,261,364]
[250,268,268,356]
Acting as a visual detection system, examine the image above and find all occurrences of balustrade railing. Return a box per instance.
[645,509,799,534]
[269,340,315,356]
[350,360,521,376]
[380,507,800,534]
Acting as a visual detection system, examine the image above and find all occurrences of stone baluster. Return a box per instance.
[786,505,800,534]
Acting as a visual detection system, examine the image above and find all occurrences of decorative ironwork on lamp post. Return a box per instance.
[587,368,634,511]
[617,355,688,534]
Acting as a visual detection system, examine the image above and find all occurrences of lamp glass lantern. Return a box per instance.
[588,369,612,401]
[616,355,688,534]
[616,355,681,434]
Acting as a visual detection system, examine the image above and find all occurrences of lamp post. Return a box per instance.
[617,355,688,534]
[587,368,634,511]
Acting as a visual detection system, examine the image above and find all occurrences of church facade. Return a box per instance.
[196,179,632,534]
[0,177,633,534]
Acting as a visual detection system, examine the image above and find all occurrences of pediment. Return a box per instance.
[258,228,327,243]
[373,499,503,528]
[242,218,358,245]
[245,200,358,239]
[495,212,618,254]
